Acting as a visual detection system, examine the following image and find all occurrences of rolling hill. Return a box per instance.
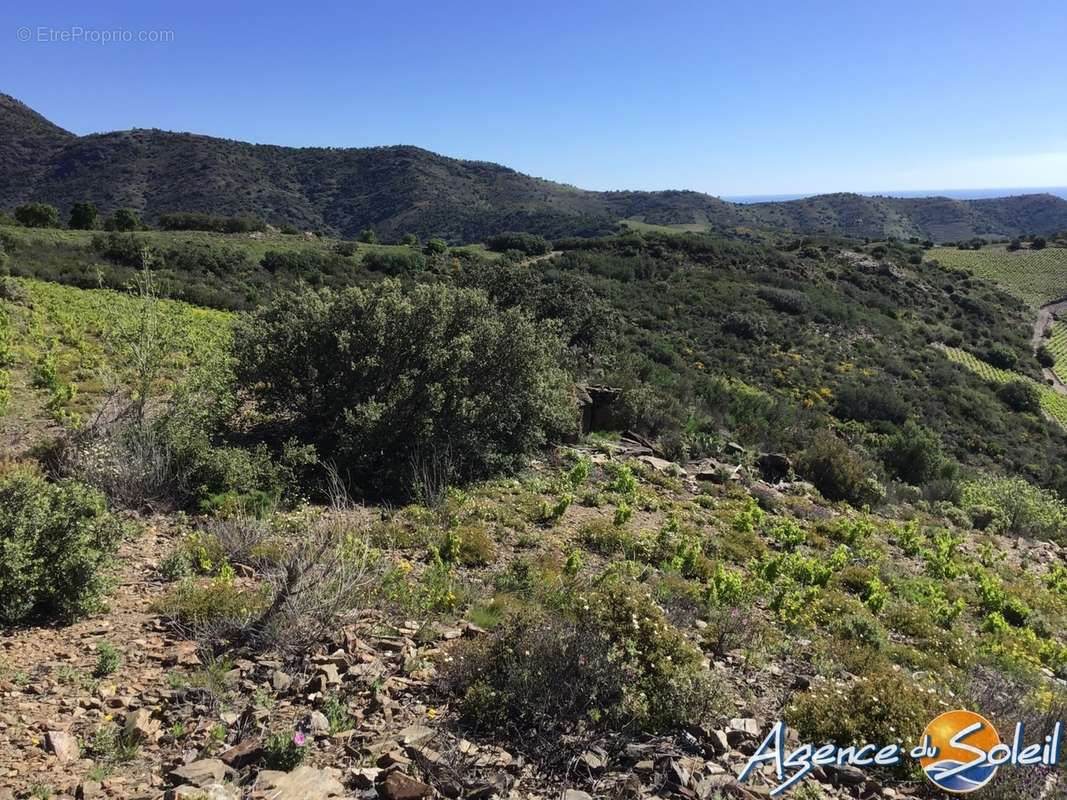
[3,92,1067,243]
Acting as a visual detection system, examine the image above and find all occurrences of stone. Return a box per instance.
[577,747,608,771]
[306,710,330,735]
[396,723,434,746]
[166,785,239,800]
[727,717,761,745]
[318,663,341,686]
[169,759,230,787]
[76,781,103,800]
[639,455,686,475]
[123,707,160,744]
[349,767,381,790]
[165,641,202,667]
[708,729,730,755]
[377,771,433,800]
[46,729,80,762]
[220,737,263,769]
[756,452,792,482]
[562,791,594,800]
[826,764,866,787]
[253,766,345,799]
[271,670,292,692]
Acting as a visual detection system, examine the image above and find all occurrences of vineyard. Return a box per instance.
[0,277,231,434]
[1048,317,1067,385]
[936,343,1067,427]
[929,245,1067,308]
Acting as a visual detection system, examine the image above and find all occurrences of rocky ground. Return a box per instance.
[2,438,1063,800]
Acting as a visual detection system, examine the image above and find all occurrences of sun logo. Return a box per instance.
[920,710,1001,794]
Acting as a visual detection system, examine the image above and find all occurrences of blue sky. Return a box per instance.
[3,0,1066,196]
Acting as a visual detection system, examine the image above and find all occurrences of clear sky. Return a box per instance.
[3,0,1066,197]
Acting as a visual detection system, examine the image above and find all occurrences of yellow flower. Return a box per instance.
[427,707,438,719]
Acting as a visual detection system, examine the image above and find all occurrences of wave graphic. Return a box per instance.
[924,759,998,792]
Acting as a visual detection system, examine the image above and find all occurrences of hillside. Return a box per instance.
[2,233,1066,798]
[4,93,1067,243]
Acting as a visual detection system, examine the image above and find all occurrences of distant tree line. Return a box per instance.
[158,212,267,234]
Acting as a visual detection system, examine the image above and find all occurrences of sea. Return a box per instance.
[723,187,1067,204]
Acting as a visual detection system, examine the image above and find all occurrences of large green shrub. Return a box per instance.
[881,419,951,485]
[232,281,575,499]
[796,431,884,507]
[961,476,1067,541]
[997,381,1040,414]
[0,468,126,623]
[14,202,60,228]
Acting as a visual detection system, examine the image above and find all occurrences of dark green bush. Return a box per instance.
[486,232,551,255]
[983,344,1018,370]
[757,286,810,315]
[104,208,143,232]
[232,282,575,499]
[361,249,426,274]
[158,212,265,233]
[881,419,951,485]
[834,383,908,424]
[260,249,347,275]
[0,468,126,623]
[997,381,1041,414]
[14,202,60,228]
[68,202,99,230]
[796,431,884,507]
[721,311,767,340]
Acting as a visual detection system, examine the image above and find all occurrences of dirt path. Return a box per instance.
[0,520,176,798]
[1032,298,1067,395]
[517,249,562,267]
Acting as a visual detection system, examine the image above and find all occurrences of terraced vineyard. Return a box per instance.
[930,245,1067,308]
[937,343,1067,427]
[1048,317,1067,384]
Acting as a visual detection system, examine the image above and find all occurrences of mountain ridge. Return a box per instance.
[3,92,1067,243]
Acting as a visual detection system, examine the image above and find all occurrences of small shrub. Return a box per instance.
[786,668,940,747]
[702,605,763,657]
[155,574,267,632]
[444,579,721,739]
[768,517,806,550]
[438,523,495,566]
[93,641,122,677]
[0,468,126,624]
[0,277,30,305]
[88,723,139,763]
[264,729,307,770]
[579,518,633,555]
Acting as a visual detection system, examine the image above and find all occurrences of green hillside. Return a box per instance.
[3,227,1066,799]
[5,93,1067,244]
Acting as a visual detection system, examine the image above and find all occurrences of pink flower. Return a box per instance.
[292,731,307,746]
